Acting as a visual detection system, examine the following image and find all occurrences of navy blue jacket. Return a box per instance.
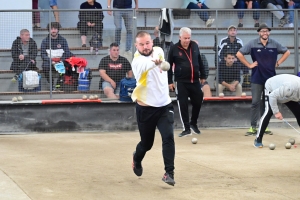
[41,34,73,69]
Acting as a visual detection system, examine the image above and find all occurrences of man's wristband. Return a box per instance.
[107,6,111,8]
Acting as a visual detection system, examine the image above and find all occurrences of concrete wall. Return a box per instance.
[0,100,296,133]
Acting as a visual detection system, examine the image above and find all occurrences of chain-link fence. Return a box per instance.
[0,8,298,100]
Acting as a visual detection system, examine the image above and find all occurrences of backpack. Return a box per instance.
[78,68,92,91]
[119,78,136,102]
[89,32,102,48]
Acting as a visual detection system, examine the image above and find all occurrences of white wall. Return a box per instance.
[0,0,32,49]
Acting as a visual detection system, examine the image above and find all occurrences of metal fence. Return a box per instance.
[0,8,298,100]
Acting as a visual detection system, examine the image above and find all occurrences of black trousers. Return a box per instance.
[256,96,300,142]
[77,21,103,39]
[134,103,175,174]
[175,81,203,131]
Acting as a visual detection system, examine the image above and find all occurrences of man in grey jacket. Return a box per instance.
[254,74,300,148]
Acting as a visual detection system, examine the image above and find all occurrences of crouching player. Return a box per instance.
[254,74,300,148]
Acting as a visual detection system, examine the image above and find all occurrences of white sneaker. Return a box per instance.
[206,17,215,27]
[288,23,294,27]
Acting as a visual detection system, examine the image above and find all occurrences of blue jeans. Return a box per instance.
[288,3,300,23]
[234,0,260,20]
[250,83,265,127]
[187,2,210,22]
[113,9,133,51]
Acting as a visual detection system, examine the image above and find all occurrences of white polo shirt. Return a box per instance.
[131,47,171,107]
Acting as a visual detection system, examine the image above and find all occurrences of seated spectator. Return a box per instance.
[49,0,60,23]
[217,52,242,96]
[260,0,289,27]
[77,0,104,47]
[153,26,174,60]
[233,0,260,27]
[218,25,243,62]
[200,53,212,97]
[41,22,73,90]
[218,25,249,74]
[99,43,133,99]
[32,0,40,28]
[182,0,215,27]
[11,29,38,82]
[193,40,212,97]
[287,0,300,27]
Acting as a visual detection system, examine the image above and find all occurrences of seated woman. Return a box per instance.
[77,0,104,47]
[182,0,215,27]
[260,0,289,27]
[233,0,260,28]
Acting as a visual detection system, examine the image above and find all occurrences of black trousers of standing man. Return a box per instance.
[134,103,175,174]
[176,81,204,131]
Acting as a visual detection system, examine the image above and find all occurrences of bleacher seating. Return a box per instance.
[0,9,299,100]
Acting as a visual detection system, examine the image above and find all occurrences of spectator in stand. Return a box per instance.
[287,0,300,27]
[107,0,138,55]
[153,26,174,61]
[78,0,104,47]
[182,0,215,27]
[232,0,260,27]
[11,29,38,82]
[99,42,133,99]
[49,0,60,23]
[41,22,73,90]
[200,53,212,97]
[32,0,40,28]
[217,52,243,96]
[260,0,289,27]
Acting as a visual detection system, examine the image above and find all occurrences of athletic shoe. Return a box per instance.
[265,127,273,135]
[279,17,289,27]
[190,124,201,134]
[178,129,192,137]
[11,74,18,83]
[253,138,263,148]
[245,127,257,136]
[132,151,143,177]
[254,23,259,27]
[288,23,294,27]
[162,173,175,186]
[206,17,215,27]
[238,23,243,28]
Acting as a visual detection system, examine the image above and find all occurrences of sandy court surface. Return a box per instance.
[0,128,300,200]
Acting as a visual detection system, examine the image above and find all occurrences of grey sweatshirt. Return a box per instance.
[265,74,300,114]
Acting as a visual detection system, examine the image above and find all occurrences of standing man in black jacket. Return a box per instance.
[168,27,206,137]
[11,29,38,81]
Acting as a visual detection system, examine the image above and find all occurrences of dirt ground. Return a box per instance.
[0,128,300,200]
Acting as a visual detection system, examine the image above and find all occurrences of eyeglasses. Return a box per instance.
[259,30,270,33]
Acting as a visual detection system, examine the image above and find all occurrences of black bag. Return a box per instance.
[172,9,191,19]
[89,32,102,48]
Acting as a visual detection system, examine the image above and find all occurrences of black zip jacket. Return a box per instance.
[10,37,37,71]
[167,40,205,84]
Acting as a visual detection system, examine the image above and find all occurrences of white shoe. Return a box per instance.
[288,23,294,27]
[206,17,215,27]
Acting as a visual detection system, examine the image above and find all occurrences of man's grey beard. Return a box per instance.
[138,49,153,57]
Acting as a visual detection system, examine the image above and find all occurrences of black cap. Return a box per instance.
[257,23,271,32]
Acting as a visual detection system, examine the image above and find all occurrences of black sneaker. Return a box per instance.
[162,173,175,186]
[132,151,143,176]
[190,124,201,134]
[238,23,243,28]
[178,129,192,137]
